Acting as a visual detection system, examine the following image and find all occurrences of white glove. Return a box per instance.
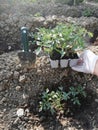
[71,50,98,74]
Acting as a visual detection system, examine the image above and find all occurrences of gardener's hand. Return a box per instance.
[71,50,98,75]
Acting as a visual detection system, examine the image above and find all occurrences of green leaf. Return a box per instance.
[35,47,42,55]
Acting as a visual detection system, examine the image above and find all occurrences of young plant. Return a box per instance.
[39,89,55,114]
[34,25,68,59]
[39,86,87,115]
[82,8,94,17]
[69,86,87,105]
[34,23,93,59]
[39,88,63,115]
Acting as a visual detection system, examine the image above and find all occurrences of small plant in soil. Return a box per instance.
[82,8,94,17]
[39,86,87,115]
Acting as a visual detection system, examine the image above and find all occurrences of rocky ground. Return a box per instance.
[0,46,98,130]
[0,0,98,54]
[0,0,98,130]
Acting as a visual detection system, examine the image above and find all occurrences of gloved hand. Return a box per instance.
[71,50,98,74]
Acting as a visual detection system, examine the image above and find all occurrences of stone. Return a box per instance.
[95,99,98,103]
[25,108,29,113]
[15,64,22,70]
[22,93,29,100]
[17,108,24,117]
[19,75,26,83]
[14,71,20,79]
[3,109,6,112]
[16,86,22,91]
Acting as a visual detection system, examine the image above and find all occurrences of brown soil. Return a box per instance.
[0,0,98,130]
[0,46,98,130]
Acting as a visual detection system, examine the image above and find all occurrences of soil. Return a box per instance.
[0,0,98,130]
[63,52,79,59]
[0,47,98,130]
[50,49,61,60]
[50,49,79,60]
